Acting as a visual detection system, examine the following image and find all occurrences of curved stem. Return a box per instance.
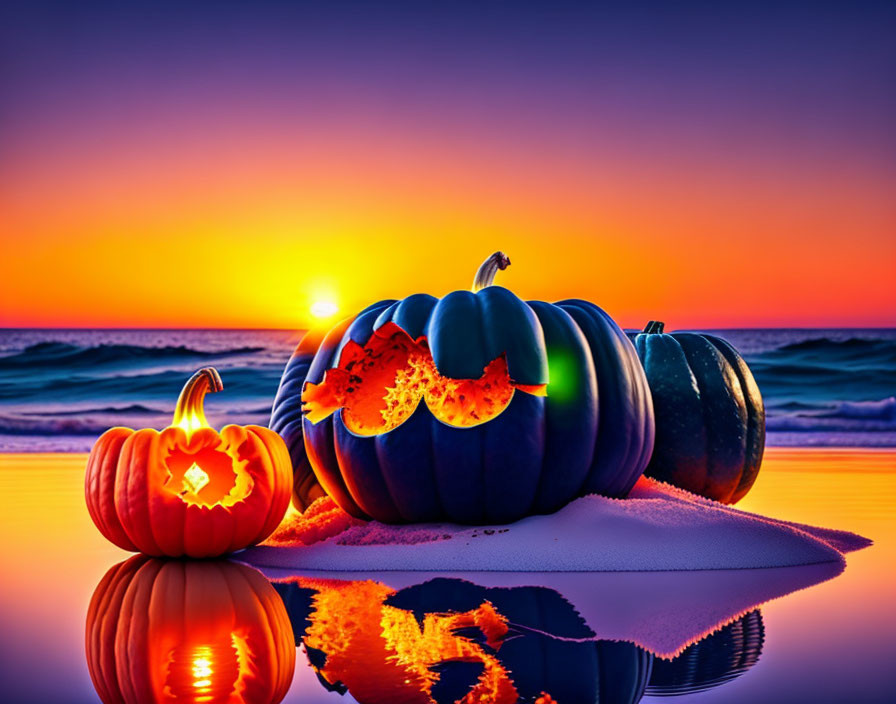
[472,251,511,292]
[643,321,665,334]
[173,367,223,432]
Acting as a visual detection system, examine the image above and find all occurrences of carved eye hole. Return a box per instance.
[164,446,254,507]
[302,323,546,436]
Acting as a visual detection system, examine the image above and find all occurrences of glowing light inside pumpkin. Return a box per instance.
[311,300,339,318]
[165,446,255,508]
[183,462,210,495]
[302,322,546,435]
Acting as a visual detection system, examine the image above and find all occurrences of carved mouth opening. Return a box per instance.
[165,446,254,507]
[301,322,546,436]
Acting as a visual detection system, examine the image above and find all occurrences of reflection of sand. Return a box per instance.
[258,561,843,658]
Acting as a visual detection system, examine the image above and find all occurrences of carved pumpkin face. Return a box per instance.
[271,576,652,704]
[85,367,293,557]
[86,556,295,704]
[302,321,547,435]
[271,252,654,523]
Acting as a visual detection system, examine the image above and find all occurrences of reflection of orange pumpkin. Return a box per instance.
[85,367,293,557]
[86,556,295,704]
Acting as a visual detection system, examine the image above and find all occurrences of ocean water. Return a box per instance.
[0,327,893,452]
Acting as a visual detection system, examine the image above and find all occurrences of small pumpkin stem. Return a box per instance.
[472,251,511,292]
[173,367,223,432]
[643,321,665,334]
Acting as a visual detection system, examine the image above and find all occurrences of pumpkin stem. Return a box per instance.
[643,321,665,334]
[173,367,223,435]
[472,251,511,292]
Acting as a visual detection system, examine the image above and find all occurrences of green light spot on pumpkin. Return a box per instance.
[546,351,580,402]
[183,462,210,495]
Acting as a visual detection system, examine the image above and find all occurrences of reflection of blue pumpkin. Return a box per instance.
[272,253,654,523]
[647,610,765,696]
[631,322,765,503]
[272,577,653,704]
[389,579,653,704]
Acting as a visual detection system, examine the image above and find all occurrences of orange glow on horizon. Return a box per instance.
[1,124,894,330]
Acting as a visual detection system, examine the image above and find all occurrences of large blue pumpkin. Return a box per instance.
[632,321,765,504]
[271,253,654,524]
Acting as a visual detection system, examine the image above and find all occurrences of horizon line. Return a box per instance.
[2,324,894,332]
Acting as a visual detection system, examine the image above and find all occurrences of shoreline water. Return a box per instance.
[7,446,895,458]
[1,447,893,702]
[2,327,895,451]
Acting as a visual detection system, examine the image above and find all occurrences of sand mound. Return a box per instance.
[244,476,869,573]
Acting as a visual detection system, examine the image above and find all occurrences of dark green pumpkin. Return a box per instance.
[632,321,765,503]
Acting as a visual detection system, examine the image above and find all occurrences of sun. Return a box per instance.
[310,300,339,319]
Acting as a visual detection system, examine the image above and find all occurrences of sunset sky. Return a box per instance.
[1,1,894,329]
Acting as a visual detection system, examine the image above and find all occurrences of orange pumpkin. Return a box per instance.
[86,556,296,704]
[85,367,293,557]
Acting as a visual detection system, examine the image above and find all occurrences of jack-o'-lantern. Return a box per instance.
[86,556,295,704]
[86,367,293,557]
[272,576,653,704]
[631,322,765,503]
[271,252,655,523]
